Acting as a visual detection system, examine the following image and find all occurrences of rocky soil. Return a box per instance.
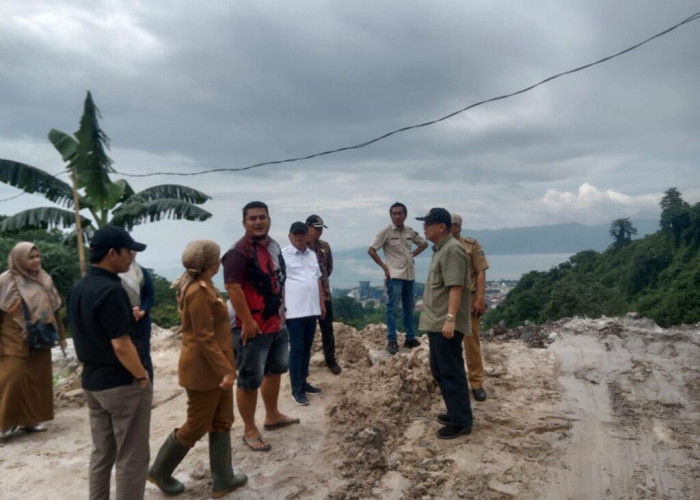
[1,313,698,499]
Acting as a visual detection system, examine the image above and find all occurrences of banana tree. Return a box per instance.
[0,91,212,274]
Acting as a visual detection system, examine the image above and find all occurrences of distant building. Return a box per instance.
[359,281,371,300]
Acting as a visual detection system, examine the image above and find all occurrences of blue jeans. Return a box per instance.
[286,316,317,393]
[386,278,416,342]
[427,331,473,428]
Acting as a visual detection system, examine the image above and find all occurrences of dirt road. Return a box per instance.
[0,315,697,499]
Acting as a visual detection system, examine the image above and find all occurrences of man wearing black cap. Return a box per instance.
[416,208,473,440]
[67,225,152,500]
[282,222,326,406]
[306,214,341,375]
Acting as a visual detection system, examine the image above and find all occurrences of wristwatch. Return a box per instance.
[446,313,456,322]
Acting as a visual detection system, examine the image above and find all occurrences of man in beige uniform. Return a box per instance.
[368,202,428,355]
[451,214,489,402]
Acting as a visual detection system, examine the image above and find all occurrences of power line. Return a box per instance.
[4,11,700,184]
[113,11,699,178]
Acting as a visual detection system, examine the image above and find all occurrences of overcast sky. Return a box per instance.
[1,1,699,274]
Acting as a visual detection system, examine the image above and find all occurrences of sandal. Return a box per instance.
[242,435,271,452]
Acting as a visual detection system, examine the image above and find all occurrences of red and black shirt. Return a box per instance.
[222,235,285,334]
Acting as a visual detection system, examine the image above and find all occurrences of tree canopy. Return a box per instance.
[485,188,700,328]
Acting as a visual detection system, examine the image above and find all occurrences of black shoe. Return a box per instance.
[404,338,420,348]
[436,425,472,440]
[472,388,487,402]
[303,383,322,396]
[327,362,342,375]
[291,390,309,406]
[387,341,399,355]
[436,414,450,425]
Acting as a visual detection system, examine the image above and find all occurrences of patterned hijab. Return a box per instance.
[0,242,62,331]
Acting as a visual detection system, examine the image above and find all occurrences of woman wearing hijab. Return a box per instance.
[0,242,67,436]
[119,253,155,381]
[148,240,247,498]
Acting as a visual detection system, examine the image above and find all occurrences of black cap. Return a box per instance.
[416,207,452,226]
[89,225,147,252]
[305,214,327,228]
[289,221,308,234]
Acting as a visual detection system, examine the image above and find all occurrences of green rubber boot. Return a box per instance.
[209,431,248,498]
[147,430,190,495]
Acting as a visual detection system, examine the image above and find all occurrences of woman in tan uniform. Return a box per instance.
[0,242,66,436]
[148,240,247,498]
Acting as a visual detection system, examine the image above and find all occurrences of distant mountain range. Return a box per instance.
[334,219,659,257]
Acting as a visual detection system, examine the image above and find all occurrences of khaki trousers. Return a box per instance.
[463,313,484,389]
[85,382,152,500]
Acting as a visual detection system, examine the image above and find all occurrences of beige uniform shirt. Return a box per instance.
[459,237,489,294]
[418,235,471,334]
[370,224,426,280]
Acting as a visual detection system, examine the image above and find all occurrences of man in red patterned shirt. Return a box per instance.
[223,201,298,452]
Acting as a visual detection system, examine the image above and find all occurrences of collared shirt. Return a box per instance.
[370,224,426,280]
[222,235,285,334]
[282,245,322,319]
[67,266,141,391]
[418,235,471,334]
[308,239,333,301]
[459,237,490,294]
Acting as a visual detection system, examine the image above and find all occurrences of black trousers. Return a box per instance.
[317,299,336,364]
[428,331,473,428]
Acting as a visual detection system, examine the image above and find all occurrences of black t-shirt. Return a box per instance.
[67,266,142,391]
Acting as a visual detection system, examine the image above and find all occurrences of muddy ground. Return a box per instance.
[1,313,698,499]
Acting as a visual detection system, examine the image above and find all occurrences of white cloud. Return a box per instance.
[540,183,660,224]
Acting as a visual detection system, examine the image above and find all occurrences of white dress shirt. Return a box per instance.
[282,245,322,319]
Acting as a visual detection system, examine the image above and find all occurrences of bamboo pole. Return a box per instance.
[70,168,86,277]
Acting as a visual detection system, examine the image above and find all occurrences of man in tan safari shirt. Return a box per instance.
[368,202,428,355]
[451,213,489,402]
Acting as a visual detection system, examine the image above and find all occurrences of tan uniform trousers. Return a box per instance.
[175,387,234,448]
[463,312,484,389]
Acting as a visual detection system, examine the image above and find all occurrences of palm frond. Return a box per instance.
[132,184,212,204]
[72,91,120,209]
[110,198,212,230]
[0,159,85,208]
[115,179,136,203]
[48,129,79,163]
[0,207,92,233]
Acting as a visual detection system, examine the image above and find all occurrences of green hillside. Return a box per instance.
[484,188,700,328]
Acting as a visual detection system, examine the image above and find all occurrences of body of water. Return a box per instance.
[144,253,574,290]
[329,253,573,289]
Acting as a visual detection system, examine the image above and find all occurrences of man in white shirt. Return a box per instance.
[282,222,326,406]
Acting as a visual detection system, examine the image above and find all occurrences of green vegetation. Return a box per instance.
[0,226,181,331]
[334,296,387,329]
[485,188,700,328]
[149,273,181,328]
[333,294,421,332]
